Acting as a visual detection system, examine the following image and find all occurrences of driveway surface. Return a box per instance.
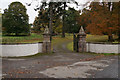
[2,40,119,79]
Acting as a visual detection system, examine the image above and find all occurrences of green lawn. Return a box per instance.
[2,33,73,44]
[2,33,118,44]
[52,34,118,43]
[86,34,118,42]
[52,34,73,45]
[2,33,43,44]
[67,42,73,51]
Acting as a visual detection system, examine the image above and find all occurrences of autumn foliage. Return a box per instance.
[77,2,119,41]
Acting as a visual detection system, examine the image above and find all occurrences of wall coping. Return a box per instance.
[1,42,43,45]
[87,42,120,45]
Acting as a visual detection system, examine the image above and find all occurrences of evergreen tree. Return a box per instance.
[65,8,80,33]
[2,2,30,36]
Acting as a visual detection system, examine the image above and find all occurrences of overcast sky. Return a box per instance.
[0,0,92,24]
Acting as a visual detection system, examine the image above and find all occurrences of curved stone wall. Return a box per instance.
[1,43,43,57]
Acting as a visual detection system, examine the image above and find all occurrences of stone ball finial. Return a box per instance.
[78,26,86,35]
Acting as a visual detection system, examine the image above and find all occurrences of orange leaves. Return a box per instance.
[77,2,119,38]
[85,2,119,36]
[80,55,105,61]
[108,27,114,30]
[17,71,25,74]
[86,23,103,35]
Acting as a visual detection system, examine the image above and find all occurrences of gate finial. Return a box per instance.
[44,26,50,34]
[79,26,86,35]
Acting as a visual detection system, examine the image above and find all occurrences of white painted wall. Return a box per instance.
[38,43,43,53]
[86,43,119,53]
[1,42,119,57]
[2,43,43,57]
[118,45,120,53]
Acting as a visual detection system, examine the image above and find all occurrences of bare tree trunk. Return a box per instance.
[118,5,120,41]
[62,2,66,38]
[49,3,53,40]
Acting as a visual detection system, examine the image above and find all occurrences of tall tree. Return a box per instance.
[65,8,80,33]
[112,2,120,40]
[33,9,49,33]
[61,2,66,37]
[0,10,1,33]
[33,2,63,34]
[85,2,119,41]
[76,8,90,31]
[2,2,30,36]
[27,0,80,38]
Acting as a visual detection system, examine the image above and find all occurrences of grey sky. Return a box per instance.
[1,0,94,23]
[0,0,99,24]
[0,0,119,23]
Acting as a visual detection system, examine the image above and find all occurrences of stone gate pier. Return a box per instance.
[74,26,86,52]
[77,26,86,52]
[42,26,51,53]
[73,26,119,54]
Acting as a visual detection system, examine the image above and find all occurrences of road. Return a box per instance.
[2,40,119,79]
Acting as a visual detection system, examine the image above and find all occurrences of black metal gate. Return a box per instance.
[73,33,78,52]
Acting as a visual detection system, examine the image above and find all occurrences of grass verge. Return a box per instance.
[67,42,73,51]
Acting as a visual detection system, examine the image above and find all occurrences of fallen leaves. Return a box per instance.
[5,69,32,78]
[17,71,25,74]
[80,55,105,61]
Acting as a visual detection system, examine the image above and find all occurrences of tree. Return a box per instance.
[60,0,91,37]
[65,8,80,33]
[82,2,119,41]
[33,3,63,34]
[112,2,120,40]
[2,2,30,36]
[27,0,80,38]
[58,2,79,37]
[33,9,49,33]
[76,10,89,33]
[0,10,1,33]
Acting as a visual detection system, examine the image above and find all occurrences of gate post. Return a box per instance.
[73,33,78,52]
[77,26,86,52]
[42,26,51,53]
[73,33,76,51]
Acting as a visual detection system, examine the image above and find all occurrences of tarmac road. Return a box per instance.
[2,40,119,79]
